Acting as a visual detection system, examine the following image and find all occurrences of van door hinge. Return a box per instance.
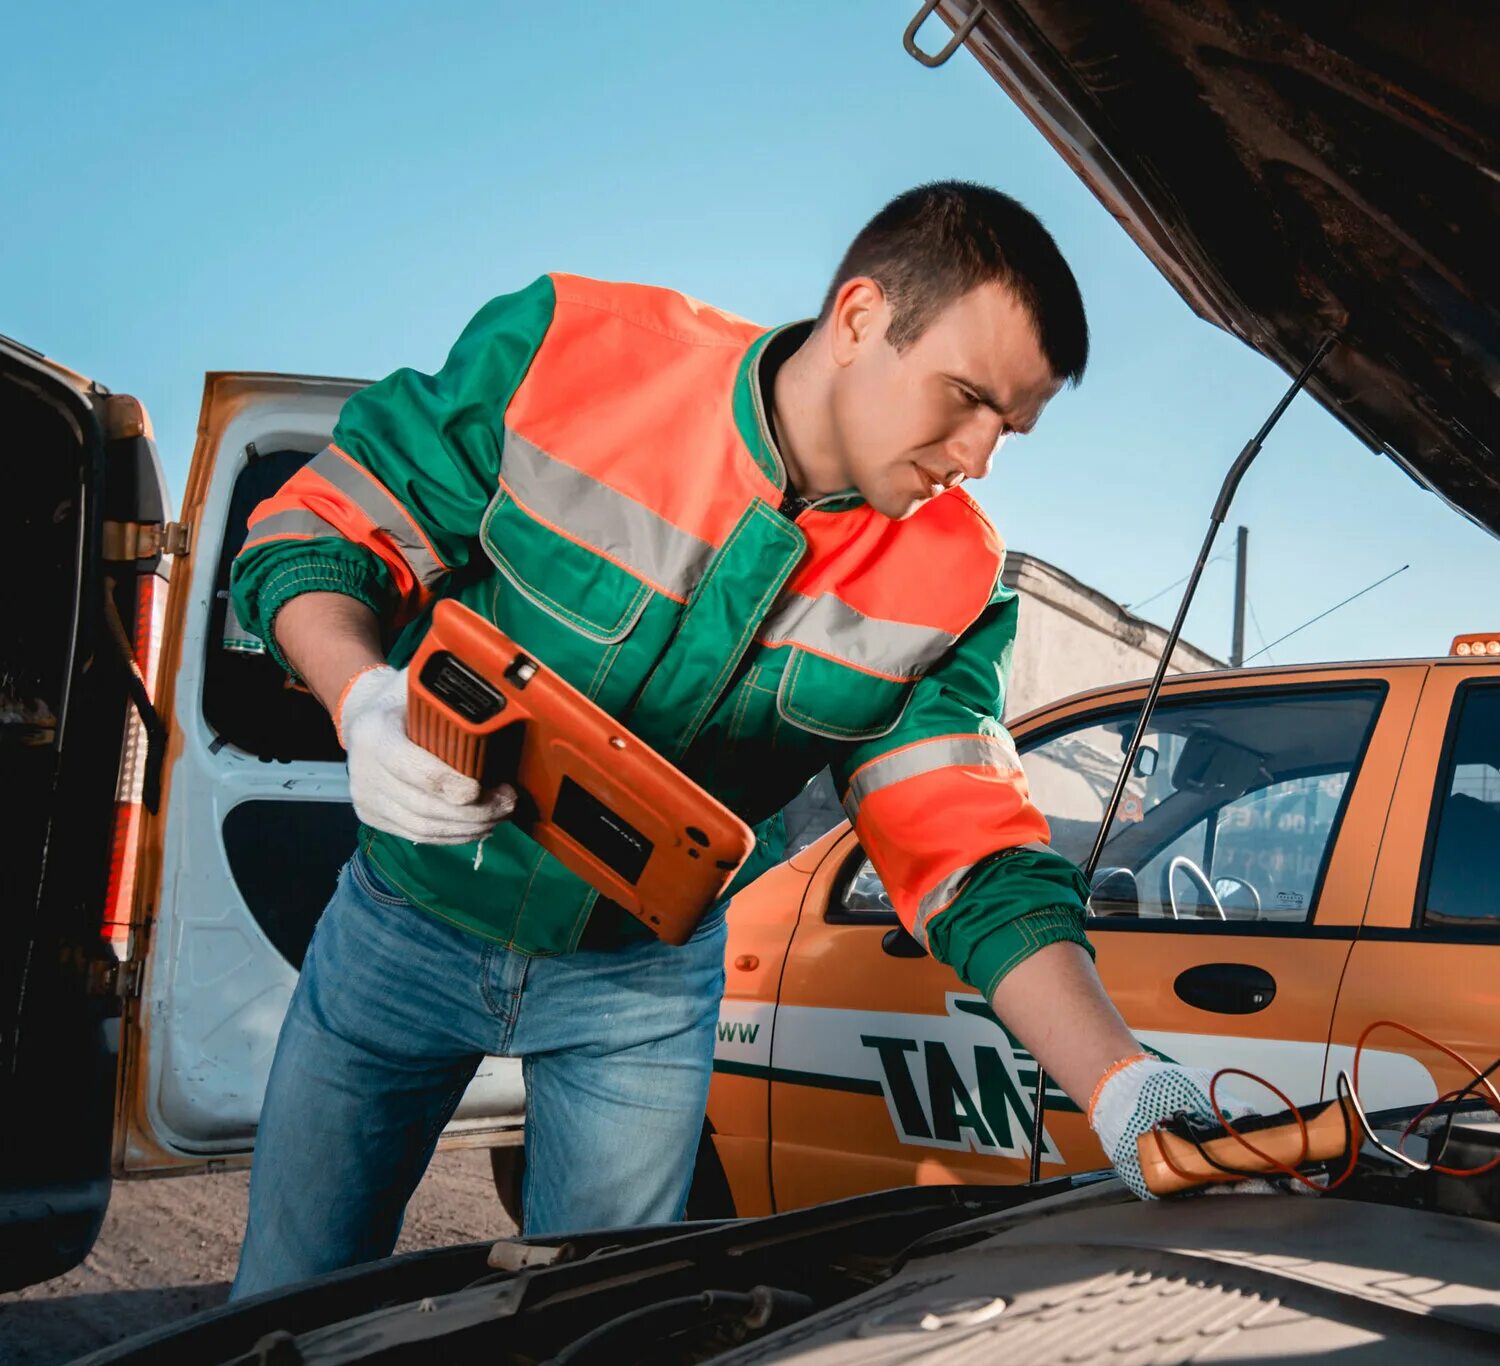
[88,956,143,1001]
[102,519,191,561]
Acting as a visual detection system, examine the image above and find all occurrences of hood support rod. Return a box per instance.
[1027,334,1337,1185]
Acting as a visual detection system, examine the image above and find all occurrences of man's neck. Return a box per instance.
[769,327,848,501]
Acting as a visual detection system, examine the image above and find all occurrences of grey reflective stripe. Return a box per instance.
[243,508,343,543]
[309,448,447,592]
[501,430,715,597]
[842,733,1022,825]
[911,865,975,947]
[760,592,955,678]
[909,841,1053,948]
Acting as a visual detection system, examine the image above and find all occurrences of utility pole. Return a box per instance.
[1230,524,1248,667]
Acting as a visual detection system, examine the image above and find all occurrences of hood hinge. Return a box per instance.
[102,519,191,561]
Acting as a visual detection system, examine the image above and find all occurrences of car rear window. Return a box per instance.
[1422,684,1500,930]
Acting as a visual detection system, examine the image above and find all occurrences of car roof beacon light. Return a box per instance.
[1452,633,1500,657]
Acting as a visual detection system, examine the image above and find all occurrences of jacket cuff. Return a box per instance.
[254,560,388,679]
[971,904,1096,1001]
[922,844,1094,995]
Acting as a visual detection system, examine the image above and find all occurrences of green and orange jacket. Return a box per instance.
[230,273,1092,996]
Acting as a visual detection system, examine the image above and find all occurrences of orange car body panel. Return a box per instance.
[708,852,814,1214]
[709,658,1500,1216]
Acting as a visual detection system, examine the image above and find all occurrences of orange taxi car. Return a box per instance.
[703,640,1500,1216]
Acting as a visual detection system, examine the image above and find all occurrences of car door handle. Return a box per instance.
[1173,963,1277,1014]
[882,926,927,958]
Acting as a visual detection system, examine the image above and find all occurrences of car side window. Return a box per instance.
[1421,684,1500,930]
[831,686,1384,930]
[841,856,894,915]
[1205,773,1352,919]
[1021,687,1383,925]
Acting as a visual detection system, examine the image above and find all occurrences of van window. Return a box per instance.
[1422,684,1500,929]
[1021,687,1383,925]
[202,449,345,762]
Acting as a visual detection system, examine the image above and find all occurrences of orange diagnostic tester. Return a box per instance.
[407,600,755,945]
[1137,1095,1358,1196]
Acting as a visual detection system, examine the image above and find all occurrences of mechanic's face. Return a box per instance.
[827,279,1062,520]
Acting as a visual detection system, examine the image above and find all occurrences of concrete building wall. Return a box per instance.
[1002,552,1223,721]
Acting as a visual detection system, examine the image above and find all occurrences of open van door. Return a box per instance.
[2,360,527,1293]
[0,335,171,1290]
[112,371,526,1179]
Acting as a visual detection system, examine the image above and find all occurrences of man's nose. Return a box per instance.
[946,416,1005,483]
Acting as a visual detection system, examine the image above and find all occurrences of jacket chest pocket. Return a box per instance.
[775,647,912,743]
[693,651,912,824]
[481,486,661,700]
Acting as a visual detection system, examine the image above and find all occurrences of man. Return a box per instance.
[228,181,1245,1298]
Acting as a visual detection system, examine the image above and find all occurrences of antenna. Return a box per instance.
[1241,564,1410,664]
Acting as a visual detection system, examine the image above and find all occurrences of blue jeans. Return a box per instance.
[230,849,728,1300]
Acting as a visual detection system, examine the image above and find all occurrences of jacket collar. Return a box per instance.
[733,321,864,513]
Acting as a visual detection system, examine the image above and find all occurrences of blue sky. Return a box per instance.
[5,0,1495,666]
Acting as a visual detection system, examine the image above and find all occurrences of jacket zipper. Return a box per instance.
[779,487,852,522]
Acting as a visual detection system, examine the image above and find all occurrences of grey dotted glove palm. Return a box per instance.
[1088,1054,1259,1199]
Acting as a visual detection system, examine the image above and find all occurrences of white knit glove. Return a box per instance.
[335,665,515,845]
[1089,1055,1259,1200]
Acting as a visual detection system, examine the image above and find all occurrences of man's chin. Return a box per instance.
[858,476,932,521]
[873,492,926,522]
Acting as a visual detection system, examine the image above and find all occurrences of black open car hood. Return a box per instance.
[939,0,1500,535]
[77,1105,1500,1362]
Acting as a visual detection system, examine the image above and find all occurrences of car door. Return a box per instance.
[1329,660,1500,1113]
[769,822,1078,1212]
[767,666,1422,1214]
[1,336,169,1290]
[112,372,526,1177]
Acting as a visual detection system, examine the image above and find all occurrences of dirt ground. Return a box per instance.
[0,1148,514,1365]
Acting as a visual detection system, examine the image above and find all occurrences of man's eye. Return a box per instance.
[955,386,980,406]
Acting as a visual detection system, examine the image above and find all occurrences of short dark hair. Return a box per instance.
[819,181,1089,385]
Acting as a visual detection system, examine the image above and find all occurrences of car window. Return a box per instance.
[1206,773,1351,920]
[1421,684,1500,930]
[832,686,1383,930]
[1022,687,1383,925]
[841,856,893,915]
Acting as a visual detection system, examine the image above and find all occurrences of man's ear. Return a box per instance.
[827,277,888,368]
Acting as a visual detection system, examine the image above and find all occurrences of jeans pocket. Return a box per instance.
[349,847,414,909]
[689,896,731,942]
